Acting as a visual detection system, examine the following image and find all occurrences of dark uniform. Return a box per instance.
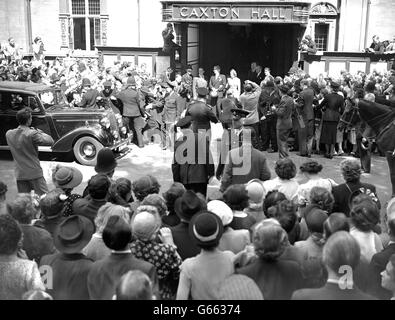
[276,91,294,159]
[296,87,315,156]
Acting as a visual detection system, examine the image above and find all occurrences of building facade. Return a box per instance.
[1,0,394,75]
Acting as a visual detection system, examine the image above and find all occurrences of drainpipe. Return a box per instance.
[137,0,141,46]
[364,0,371,49]
[26,0,33,52]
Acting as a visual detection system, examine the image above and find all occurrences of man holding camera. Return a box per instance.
[6,108,54,195]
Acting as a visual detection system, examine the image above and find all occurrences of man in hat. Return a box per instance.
[73,174,111,222]
[220,122,271,192]
[172,116,215,197]
[185,87,218,134]
[295,79,315,157]
[40,215,95,300]
[117,76,146,148]
[275,85,294,159]
[98,81,123,114]
[216,107,250,180]
[170,190,206,260]
[258,80,280,152]
[78,78,100,108]
[181,65,194,99]
[6,108,54,195]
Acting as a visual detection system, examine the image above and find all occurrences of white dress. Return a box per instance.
[227,77,241,99]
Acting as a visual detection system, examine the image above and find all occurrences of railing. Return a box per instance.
[300,51,395,77]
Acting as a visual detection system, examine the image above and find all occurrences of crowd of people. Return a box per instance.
[1,143,395,300]
[1,35,395,300]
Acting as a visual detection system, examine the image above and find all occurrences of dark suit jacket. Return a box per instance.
[87,252,158,300]
[170,222,201,260]
[247,70,258,83]
[220,146,271,192]
[21,224,56,264]
[256,71,264,85]
[117,87,145,117]
[292,282,376,300]
[298,88,315,120]
[163,91,183,123]
[186,100,218,131]
[319,93,344,122]
[332,182,379,216]
[237,259,303,300]
[172,131,215,185]
[258,87,280,116]
[40,253,93,300]
[78,89,100,108]
[368,243,395,299]
[276,95,294,130]
[6,125,54,180]
[209,74,227,98]
[72,197,107,223]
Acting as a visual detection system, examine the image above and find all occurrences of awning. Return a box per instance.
[161,0,311,24]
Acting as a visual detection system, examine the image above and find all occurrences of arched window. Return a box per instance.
[309,2,339,51]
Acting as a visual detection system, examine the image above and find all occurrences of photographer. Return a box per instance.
[5,107,54,195]
[162,23,179,54]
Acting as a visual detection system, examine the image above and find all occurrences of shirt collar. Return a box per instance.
[327,278,354,289]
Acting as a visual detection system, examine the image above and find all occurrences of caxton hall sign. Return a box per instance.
[162,1,310,24]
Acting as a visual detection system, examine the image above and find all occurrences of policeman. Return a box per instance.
[97,81,123,114]
[216,108,250,180]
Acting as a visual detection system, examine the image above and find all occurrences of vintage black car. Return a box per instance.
[0,81,131,166]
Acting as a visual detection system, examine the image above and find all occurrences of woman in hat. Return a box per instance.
[52,165,83,217]
[317,81,345,159]
[237,223,303,300]
[130,206,181,300]
[0,214,45,299]
[34,188,67,236]
[176,211,235,300]
[222,184,256,231]
[208,200,251,254]
[83,203,131,261]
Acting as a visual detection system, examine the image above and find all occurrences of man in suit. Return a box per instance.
[186,87,218,133]
[117,76,146,148]
[296,79,315,157]
[216,107,250,180]
[247,62,258,83]
[368,218,395,299]
[255,65,264,85]
[258,80,280,152]
[6,108,54,195]
[88,215,158,300]
[40,215,95,300]
[220,128,271,192]
[78,78,100,108]
[292,231,376,300]
[275,85,294,159]
[209,65,227,108]
[181,65,193,99]
[170,190,204,260]
[172,116,214,197]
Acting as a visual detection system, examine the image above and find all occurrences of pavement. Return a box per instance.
[0,142,393,219]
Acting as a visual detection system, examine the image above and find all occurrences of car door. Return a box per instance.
[0,90,52,147]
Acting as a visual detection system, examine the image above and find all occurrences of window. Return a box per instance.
[70,0,102,50]
[315,23,329,51]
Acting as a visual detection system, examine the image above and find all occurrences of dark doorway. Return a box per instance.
[199,23,304,80]
[73,18,86,50]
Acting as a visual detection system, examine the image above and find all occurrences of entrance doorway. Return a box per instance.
[199,23,304,80]
[73,18,86,50]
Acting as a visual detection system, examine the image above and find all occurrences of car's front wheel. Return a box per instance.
[73,136,103,166]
